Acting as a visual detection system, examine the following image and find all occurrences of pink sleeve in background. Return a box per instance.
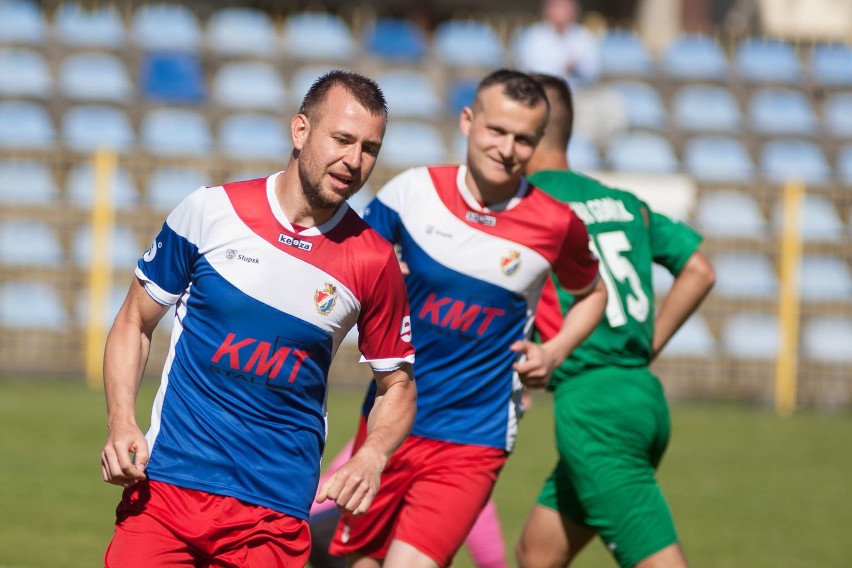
[464,499,509,568]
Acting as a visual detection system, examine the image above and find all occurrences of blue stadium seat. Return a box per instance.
[0,0,45,45]
[609,81,667,130]
[282,12,356,62]
[206,7,279,57]
[748,88,817,136]
[771,194,844,243]
[838,144,852,185]
[434,19,504,68]
[140,108,212,157]
[760,139,831,185]
[139,51,205,104]
[672,85,741,132]
[598,29,653,77]
[568,134,602,171]
[0,101,55,150]
[0,219,63,268]
[712,251,778,300]
[683,136,754,183]
[0,159,58,205]
[376,69,443,119]
[146,166,207,212]
[694,190,766,239]
[66,162,139,211]
[0,281,67,331]
[380,122,447,168]
[288,65,338,107]
[798,255,852,302]
[0,48,51,99]
[363,17,427,62]
[722,312,779,360]
[58,52,133,104]
[734,38,801,84]
[660,34,728,81]
[803,316,852,363]
[72,224,142,269]
[823,92,852,139]
[131,4,201,52]
[447,78,479,117]
[218,113,290,160]
[74,283,129,329]
[52,3,125,48]
[607,132,678,173]
[212,61,286,112]
[659,314,715,358]
[61,105,135,153]
[809,43,852,87]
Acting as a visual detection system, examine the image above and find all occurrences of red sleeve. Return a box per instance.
[553,211,599,293]
[533,276,563,342]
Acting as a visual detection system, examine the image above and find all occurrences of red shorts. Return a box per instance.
[329,431,508,568]
[105,479,310,567]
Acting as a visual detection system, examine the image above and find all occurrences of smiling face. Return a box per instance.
[292,85,386,211]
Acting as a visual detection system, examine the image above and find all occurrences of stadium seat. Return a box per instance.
[721,312,779,360]
[146,166,208,212]
[748,88,818,136]
[837,144,852,185]
[282,12,356,62]
[803,316,852,363]
[652,263,674,295]
[380,122,448,168]
[218,113,290,160]
[66,162,139,211]
[694,190,766,239]
[798,255,852,302]
[659,314,715,358]
[598,29,654,78]
[376,69,443,119]
[447,78,479,117]
[734,38,801,84]
[52,3,125,48]
[771,194,844,243]
[212,61,287,112]
[0,219,63,268]
[131,4,201,52]
[0,101,55,150]
[434,19,504,68]
[683,136,754,183]
[288,65,339,107]
[660,34,728,81]
[0,281,67,331]
[363,17,427,62]
[760,139,831,186]
[58,52,133,104]
[139,51,205,104]
[71,223,142,269]
[609,81,667,130]
[140,108,212,157]
[607,132,678,173]
[568,133,602,171]
[0,159,58,205]
[809,43,852,87]
[823,92,852,139]
[712,251,778,300]
[0,48,51,99]
[206,7,280,57]
[672,85,741,133]
[0,0,46,45]
[61,105,135,153]
[74,283,129,329]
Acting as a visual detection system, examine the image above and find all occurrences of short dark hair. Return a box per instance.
[299,70,387,121]
[529,73,574,148]
[474,69,549,110]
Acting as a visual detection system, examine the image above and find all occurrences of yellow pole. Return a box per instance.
[775,181,804,416]
[85,149,117,389]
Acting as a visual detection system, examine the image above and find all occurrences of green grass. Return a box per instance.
[0,376,850,567]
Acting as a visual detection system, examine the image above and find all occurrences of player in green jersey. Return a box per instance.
[514,74,716,568]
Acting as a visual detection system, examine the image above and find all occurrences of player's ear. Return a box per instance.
[291,113,310,150]
[459,106,473,137]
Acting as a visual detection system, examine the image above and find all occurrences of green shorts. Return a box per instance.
[537,367,677,568]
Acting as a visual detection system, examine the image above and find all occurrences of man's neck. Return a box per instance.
[464,168,521,207]
[274,168,336,228]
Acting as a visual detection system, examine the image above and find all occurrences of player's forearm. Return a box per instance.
[361,366,416,469]
[542,278,607,363]
[652,252,715,358]
[103,317,153,428]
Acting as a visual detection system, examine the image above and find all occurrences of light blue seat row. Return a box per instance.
[0,281,67,331]
[0,48,51,98]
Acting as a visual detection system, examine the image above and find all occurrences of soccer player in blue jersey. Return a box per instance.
[329,69,608,568]
[99,70,417,566]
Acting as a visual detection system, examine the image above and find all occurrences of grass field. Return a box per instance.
[1,375,850,568]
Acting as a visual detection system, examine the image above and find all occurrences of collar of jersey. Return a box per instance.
[266,171,351,236]
[455,164,529,213]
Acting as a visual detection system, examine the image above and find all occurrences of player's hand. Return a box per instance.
[101,421,149,487]
[510,340,557,389]
[315,446,384,516]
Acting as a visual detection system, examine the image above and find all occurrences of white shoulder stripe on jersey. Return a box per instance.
[135,266,181,306]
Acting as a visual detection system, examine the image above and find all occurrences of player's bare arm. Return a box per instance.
[651,251,715,360]
[316,363,416,515]
[512,277,607,388]
[101,278,169,487]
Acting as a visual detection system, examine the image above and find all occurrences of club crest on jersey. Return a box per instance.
[501,250,521,276]
[226,249,237,260]
[314,283,337,315]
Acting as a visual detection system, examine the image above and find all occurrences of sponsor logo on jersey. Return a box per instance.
[226,249,237,260]
[278,233,313,251]
[314,283,337,315]
[143,239,161,262]
[418,293,506,337]
[501,250,521,276]
[210,332,309,388]
[465,210,497,226]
